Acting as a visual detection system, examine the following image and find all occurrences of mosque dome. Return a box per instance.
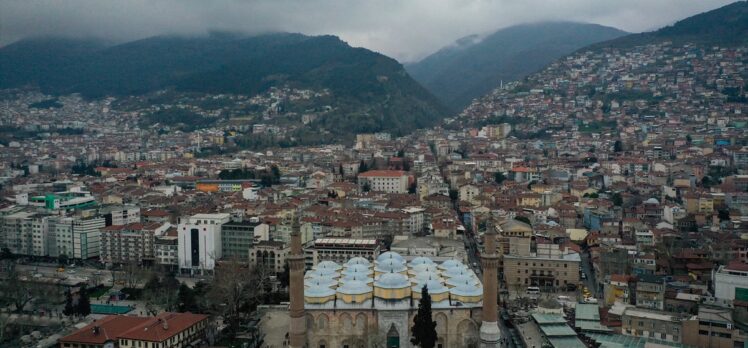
[305,277,337,289]
[374,272,411,300]
[342,264,373,277]
[438,259,466,270]
[442,266,472,279]
[316,260,342,271]
[450,282,483,303]
[409,256,435,267]
[340,274,374,285]
[411,271,443,284]
[346,257,371,267]
[337,279,374,304]
[374,258,407,274]
[307,267,339,279]
[445,273,479,288]
[376,251,404,263]
[408,263,440,275]
[375,272,410,289]
[305,284,336,304]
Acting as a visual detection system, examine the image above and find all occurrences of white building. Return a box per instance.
[177,213,231,274]
[402,207,425,235]
[72,216,105,259]
[714,261,748,300]
[357,170,409,193]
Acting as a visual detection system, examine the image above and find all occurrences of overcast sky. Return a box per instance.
[0,0,737,62]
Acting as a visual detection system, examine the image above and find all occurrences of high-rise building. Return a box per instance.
[72,215,106,259]
[177,213,230,274]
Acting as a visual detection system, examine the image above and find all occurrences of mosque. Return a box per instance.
[286,220,503,348]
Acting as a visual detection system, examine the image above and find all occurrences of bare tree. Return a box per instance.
[143,274,180,316]
[0,263,33,312]
[122,261,147,289]
[207,259,273,337]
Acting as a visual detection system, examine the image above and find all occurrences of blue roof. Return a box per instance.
[377,251,404,263]
[338,280,372,295]
[375,272,410,289]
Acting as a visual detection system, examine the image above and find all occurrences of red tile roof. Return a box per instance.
[59,315,149,345]
[118,312,208,342]
[358,170,406,178]
[59,312,208,345]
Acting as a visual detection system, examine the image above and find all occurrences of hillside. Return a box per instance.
[458,1,748,141]
[590,1,748,49]
[406,22,627,110]
[0,33,449,143]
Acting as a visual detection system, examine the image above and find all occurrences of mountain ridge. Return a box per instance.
[406,21,628,110]
[0,33,450,143]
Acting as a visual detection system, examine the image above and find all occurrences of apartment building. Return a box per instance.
[357,170,409,193]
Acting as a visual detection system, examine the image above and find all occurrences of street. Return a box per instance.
[579,248,599,297]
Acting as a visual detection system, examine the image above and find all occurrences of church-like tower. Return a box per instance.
[288,218,306,348]
[480,224,502,347]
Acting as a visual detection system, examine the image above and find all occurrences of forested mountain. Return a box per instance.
[0,33,449,142]
[406,22,627,109]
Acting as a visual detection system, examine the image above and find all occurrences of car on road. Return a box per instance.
[67,270,76,274]
[581,272,587,280]
[565,283,577,291]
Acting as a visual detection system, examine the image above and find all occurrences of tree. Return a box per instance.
[122,261,146,289]
[362,182,371,193]
[278,261,290,289]
[611,192,623,206]
[494,172,507,185]
[448,189,459,202]
[718,209,731,222]
[411,285,437,348]
[338,163,344,176]
[408,182,417,194]
[359,160,368,173]
[77,285,91,317]
[143,274,180,315]
[0,262,33,312]
[208,261,273,338]
[177,284,199,313]
[613,140,623,152]
[0,248,12,260]
[63,289,75,316]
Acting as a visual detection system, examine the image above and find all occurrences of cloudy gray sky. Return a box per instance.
[0,0,737,62]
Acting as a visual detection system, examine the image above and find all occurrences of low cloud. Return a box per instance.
[0,0,735,62]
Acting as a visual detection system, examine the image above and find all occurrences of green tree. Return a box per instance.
[77,285,91,316]
[278,261,291,289]
[63,289,75,316]
[411,285,437,348]
[359,160,368,173]
[177,284,198,313]
[611,192,623,206]
[613,140,623,152]
[58,254,69,266]
[494,172,507,185]
[718,209,731,222]
[0,248,12,260]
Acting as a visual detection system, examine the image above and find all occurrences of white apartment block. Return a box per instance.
[177,213,230,274]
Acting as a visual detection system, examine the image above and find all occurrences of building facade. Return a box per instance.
[357,170,409,193]
[177,213,230,274]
